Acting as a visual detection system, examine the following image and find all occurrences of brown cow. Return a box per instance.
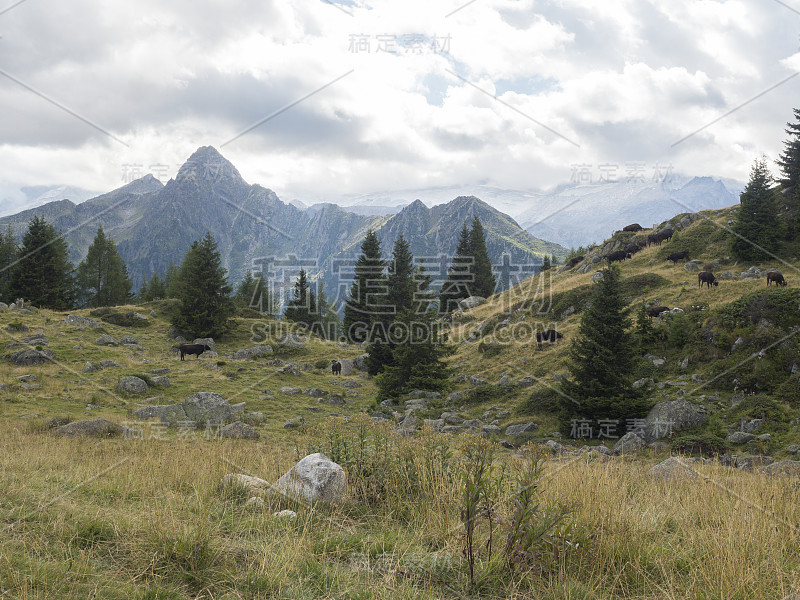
[698,271,718,288]
[766,270,787,287]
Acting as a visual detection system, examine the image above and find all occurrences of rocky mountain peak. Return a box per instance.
[175,146,246,186]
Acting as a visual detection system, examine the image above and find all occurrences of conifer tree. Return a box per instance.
[235,271,274,315]
[75,225,132,308]
[170,232,235,338]
[9,216,74,310]
[313,285,340,340]
[468,215,496,298]
[540,255,551,271]
[343,230,387,343]
[439,223,473,314]
[284,268,316,328]
[730,158,782,261]
[164,262,181,298]
[777,108,800,195]
[142,272,166,301]
[559,266,647,436]
[0,224,17,302]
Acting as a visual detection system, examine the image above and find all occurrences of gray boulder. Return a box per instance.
[193,337,215,349]
[6,348,54,366]
[717,271,736,280]
[505,422,538,436]
[468,375,488,387]
[612,432,646,454]
[220,473,272,494]
[305,388,329,398]
[649,456,699,479]
[726,431,755,444]
[274,453,347,504]
[95,334,118,346]
[120,336,139,345]
[517,376,535,388]
[277,334,304,349]
[243,412,267,425]
[83,362,98,373]
[354,354,369,371]
[283,417,305,429]
[183,392,235,422]
[758,460,800,476]
[458,296,486,310]
[234,345,273,359]
[115,376,149,395]
[132,405,174,420]
[54,418,131,438]
[735,456,775,471]
[147,375,171,388]
[340,380,361,389]
[337,359,355,376]
[281,386,302,394]
[220,421,260,440]
[642,400,707,441]
[64,314,101,328]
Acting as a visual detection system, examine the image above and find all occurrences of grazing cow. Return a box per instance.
[623,223,643,232]
[179,343,212,360]
[647,228,674,246]
[660,228,674,243]
[535,329,563,350]
[625,243,642,256]
[698,271,718,288]
[606,250,632,263]
[567,255,585,268]
[331,359,342,375]
[667,250,690,264]
[766,270,787,287]
[647,305,670,318]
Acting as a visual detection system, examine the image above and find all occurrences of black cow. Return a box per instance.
[535,329,563,350]
[567,255,585,268]
[698,271,718,288]
[667,250,690,264]
[331,359,342,375]
[179,343,212,360]
[647,228,674,246]
[766,270,787,287]
[623,223,643,232]
[606,250,632,263]
[647,305,670,318]
[625,243,642,256]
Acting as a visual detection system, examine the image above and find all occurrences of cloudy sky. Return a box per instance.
[0,0,798,208]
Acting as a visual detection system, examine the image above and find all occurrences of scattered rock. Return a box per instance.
[94,334,118,346]
[517,376,535,388]
[120,336,139,345]
[468,375,488,386]
[340,380,361,389]
[53,418,131,438]
[613,432,646,454]
[735,456,775,471]
[234,345,274,359]
[505,422,538,436]
[726,431,755,444]
[220,421,260,439]
[274,509,297,519]
[354,354,369,371]
[281,386,302,394]
[458,296,486,310]
[283,417,305,429]
[277,334,305,349]
[221,473,272,495]
[642,400,707,441]
[242,412,267,425]
[273,453,347,504]
[193,337,215,349]
[115,376,149,395]
[6,348,54,366]
[183,392,238,422]
[758,461,800,476]
[245,497,265,509]
[649,456,699,479]
[633,377,654,389]
[305,388,329,398]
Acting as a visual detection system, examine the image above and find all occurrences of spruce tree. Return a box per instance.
[0,224,17,302]
[235,271,273,315]
[145,272,166,301]
[439,223,473,314]
[541,255,551,271]
[558,266,647,437]
[313,285,340,340]
[343,230,387,343]
[75,225,132,308]
[9,216,74,310]
[777,108,800,195]
[164,262,181,299]
[468,215,496,298]
[170,232,235,338]
[730,158,782,261]
[284,268,316,328]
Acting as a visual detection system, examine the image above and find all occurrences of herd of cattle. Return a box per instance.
[565,222,789,292]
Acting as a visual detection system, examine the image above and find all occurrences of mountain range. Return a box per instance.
[0,147,564,306]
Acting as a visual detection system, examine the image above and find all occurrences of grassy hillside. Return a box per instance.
[2,204,800,598]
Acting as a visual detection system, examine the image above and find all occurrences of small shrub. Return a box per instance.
[314,359,330,370]
[518,386,560,415]
[671,433,728,457]
[730,395,790,424]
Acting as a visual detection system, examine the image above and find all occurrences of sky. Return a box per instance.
[0,0,799,210]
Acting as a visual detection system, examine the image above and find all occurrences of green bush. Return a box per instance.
[518,386,560,415]
[719,289,800,328]
[90,308,151,328]
[730,395,790,424]
[314,359,330,370]
[465,384,516,405]
[671,433,728,457]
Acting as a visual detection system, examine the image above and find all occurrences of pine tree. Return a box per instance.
[284,268,316,328]
[439,223,473,314]
[75,226,132,308]
[468,215,496,298]
[164,262,181,299]
[235,271,273,315]
[0,224,17,302]
[343,230,387,343]
[313,285,340,340]
[170,232,235,338]
[146,273,166,301]
[777,108,800,194]
[9,216,74,310]
[730,158,782,261]
[558,266,647,437]
[541,255,551,271]
[375,307,453,401]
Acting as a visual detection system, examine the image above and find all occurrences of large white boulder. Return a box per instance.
[274,453,347,504]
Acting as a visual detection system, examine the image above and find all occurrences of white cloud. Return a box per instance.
[0,0,798,207]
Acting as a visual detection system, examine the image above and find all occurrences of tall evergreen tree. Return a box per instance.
[777,108,800,195]
[730,158,782,261]
[540,255,551,271]
[439,223,473,314]
[284,268,316,327]
[164,262,181,299]
[558,266,647,436]
[0,224,17,302]
[468,215,496,298]
[170,232,235,338]
[235,271,274,315]
[313,285,340,340]
[139,272,166,301]
[9,216,74,310]
[75,225,132,308]
[343,230,387,343]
